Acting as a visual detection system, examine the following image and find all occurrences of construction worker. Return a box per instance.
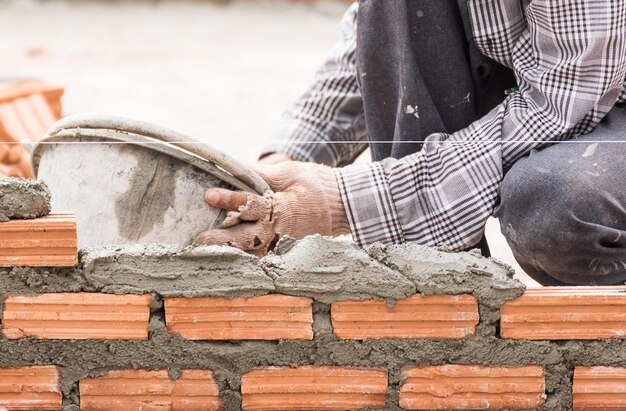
[196,0,626,286]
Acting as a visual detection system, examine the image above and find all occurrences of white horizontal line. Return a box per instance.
[3,140,626,145]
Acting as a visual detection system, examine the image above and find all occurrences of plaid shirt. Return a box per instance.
[262,0,626,250]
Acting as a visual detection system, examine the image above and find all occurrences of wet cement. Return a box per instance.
[262,236,416,304]
[0,236,619,410]
[0,178,51,222]
[81,244,274,298]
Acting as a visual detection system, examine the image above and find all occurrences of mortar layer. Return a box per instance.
[367,242,524,308]
[261,235,416,303]
[81,244,274,298]
[0,178,51,222]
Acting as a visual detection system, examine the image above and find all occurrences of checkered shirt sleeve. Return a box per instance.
[338,0,626,250]
[260,3,368,167]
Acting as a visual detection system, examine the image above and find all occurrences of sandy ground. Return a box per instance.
[0,0,537,286]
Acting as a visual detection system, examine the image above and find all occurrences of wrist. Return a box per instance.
[318,166,350,236]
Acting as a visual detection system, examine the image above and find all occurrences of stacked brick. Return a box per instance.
[0,366,62,410]
[0,212,77,267]
[80,370,223,411]
[0,237,625,409]
[331,294,479,339]
[0,177,77,267]
[165,295,314,340]
[2,293,149,340]
[399,365,545,410]
[241,367,387,410]
[0,81,63,178]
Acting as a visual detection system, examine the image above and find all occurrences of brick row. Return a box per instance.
[2,293,150,340]
[0,366,62,410]
[241,366,387,410]
[80,369,222,411]
[8,364,623,411]
[0,213,78,267]
[165,295,314,340]
[501,286,626,340]
[331,294,478,339]
[400,365,545,410]
[574,366,626,410]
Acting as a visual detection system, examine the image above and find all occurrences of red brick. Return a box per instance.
[0,142,33,179]
[0,213,77,267]
[0,81,63,178]
[574,366,626,410]
[399,365,545,410]
[2,293,150,340]
[331,294,478,339]
[0,366,62,410]
[0,81,64,121]
[80,369,222,411]
[165,295,313,340]
[241,366,387,410]
[501,286,626,340]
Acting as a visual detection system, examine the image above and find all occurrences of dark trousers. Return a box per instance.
[494,105,626,286]
[356,0,626,285]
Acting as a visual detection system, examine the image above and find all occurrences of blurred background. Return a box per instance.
[0,0,537,285]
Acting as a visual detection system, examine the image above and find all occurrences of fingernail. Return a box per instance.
[206,190,219,204]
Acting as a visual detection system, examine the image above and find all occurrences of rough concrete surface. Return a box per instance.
[262,235,416,303]
[81,244,274,297]
[0,177,51,222]
[368,242,525,308]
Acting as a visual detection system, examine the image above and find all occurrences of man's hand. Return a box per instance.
[195,162,350,256]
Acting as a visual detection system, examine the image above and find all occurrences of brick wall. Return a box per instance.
[1,230,626,410]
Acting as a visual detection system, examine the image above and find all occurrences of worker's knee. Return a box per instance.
[495,155,626,285]
[497,160,578,257]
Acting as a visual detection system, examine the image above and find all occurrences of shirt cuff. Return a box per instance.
[335,162,405,247]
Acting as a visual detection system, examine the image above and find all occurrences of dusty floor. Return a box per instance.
[0,0,536,285]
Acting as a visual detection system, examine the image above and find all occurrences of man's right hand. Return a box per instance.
[196,161,350,256]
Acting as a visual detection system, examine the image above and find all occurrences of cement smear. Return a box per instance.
[0,178,51,222]
[81,244,274,298]
[262,235,416,303]
[115,147,180,241]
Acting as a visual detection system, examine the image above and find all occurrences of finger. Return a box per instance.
[219,211,241,229]
[205,188,249,211]
[237,191,273,222]
[194,220,274,253]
